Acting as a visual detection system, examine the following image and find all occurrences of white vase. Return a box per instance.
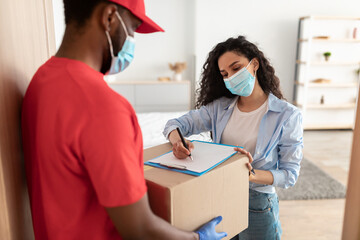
[174,73,182,81]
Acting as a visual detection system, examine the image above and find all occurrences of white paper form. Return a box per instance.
[147,141,237,173]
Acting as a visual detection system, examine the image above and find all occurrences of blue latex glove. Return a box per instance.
[195,216,227,240]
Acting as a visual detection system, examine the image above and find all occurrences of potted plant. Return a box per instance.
[323,52,331,61]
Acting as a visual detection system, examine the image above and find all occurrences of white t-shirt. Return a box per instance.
[221,98,269,156]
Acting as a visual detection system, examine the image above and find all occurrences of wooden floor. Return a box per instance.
[279,130,352,240]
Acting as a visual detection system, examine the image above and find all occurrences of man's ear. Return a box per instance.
[101,4,118,32]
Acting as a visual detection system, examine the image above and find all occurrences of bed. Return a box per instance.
[136,111,212,149]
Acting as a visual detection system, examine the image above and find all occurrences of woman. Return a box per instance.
[163,36,303,239]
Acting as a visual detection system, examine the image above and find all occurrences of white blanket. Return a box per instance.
[136,111,212,149]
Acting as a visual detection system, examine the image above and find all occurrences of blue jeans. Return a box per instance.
[231,189,282,240]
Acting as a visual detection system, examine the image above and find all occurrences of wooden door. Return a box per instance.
[342,85,360,239]
[0,0,55,239]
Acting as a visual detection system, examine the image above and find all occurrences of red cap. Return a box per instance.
[108,0,164,33]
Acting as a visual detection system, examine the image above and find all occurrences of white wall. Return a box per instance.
[52,0,65,50]
[110,0,195,83]
[53,0,360,104]
[195,0,360,101]
[53,0,196,105]
[52,0,195,81]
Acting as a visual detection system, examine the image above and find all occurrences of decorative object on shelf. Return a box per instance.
[169,62,187,81]
[313,36,330,40]
[323,52,332,61]
[320,95,325,104]
[356,68,360,79]
[311,78,332,84]
[353,27,358,39]
[157,77,171,82]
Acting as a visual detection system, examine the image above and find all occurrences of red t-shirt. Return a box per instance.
[21,57,147,240]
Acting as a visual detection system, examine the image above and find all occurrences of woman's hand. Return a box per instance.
[172,140,194,159]
[234,147,275,185]
[234,147,255,180]
[168,129,194,160]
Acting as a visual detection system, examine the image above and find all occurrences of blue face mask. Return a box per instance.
[223,59,256,97]
[105,12,135,74]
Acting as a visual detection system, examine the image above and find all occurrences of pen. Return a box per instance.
[159,163,187,170]
[176,127,194,161]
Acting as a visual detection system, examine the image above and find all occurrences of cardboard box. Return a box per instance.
[143,142,249,239]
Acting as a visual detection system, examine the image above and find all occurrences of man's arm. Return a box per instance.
[106,193,198,240]
[106,193,227,240]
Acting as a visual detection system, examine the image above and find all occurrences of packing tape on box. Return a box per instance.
[144,165,154,171]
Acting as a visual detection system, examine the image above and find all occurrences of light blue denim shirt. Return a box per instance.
[163,93,303,194]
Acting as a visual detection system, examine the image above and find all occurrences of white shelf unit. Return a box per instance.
[107,80,191,113]
[293,16,360,130]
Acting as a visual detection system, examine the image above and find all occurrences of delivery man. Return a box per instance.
[21,0,227,239]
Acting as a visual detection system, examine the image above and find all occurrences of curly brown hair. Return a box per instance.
[195,36,283,108]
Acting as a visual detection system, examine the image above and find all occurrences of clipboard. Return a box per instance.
[144,140,239,176]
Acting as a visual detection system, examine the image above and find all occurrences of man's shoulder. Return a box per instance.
[28,57,135,115]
